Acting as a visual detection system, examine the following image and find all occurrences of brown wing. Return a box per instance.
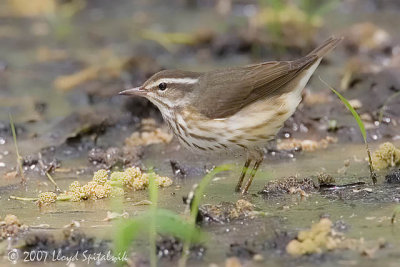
[193,37,342,119]
[193,56,317,118]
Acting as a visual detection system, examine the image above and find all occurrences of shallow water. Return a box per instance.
[2,140,400,266]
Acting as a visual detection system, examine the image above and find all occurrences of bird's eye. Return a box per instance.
[158,82,167,91]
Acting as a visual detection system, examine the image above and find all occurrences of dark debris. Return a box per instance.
[385,169,400,183]
[197,199,255,224]
[259,176,317,197]
[88,146,143,169]
[170,160,206,179]
[21,228,110,262]
[227,242,257,260]
[156,236,205,261]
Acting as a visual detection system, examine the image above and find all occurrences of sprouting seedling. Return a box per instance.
[179,164,232,267]
[9,112,25,183]
[113,210,205,267]
[188,164,233,225]
[9,113,60,190]
[320,77,377,184]
[38,152,61,192]
[148,172,158,267]
[391,205,400,224]
[113,170,206,267]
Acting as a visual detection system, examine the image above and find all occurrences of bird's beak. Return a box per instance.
[118,87,146,96]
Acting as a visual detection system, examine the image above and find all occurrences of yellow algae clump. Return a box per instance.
[93,185,108,199]
[110,187,125,197]
[104,180,112,195]
[4,214,20,225]
[371,142,400,170]
[93,169,108,185]
[155,175,173,187]
[69,181,81,190]
[130,177,147,191]
[138,173,150,187]
[123,167,144,189]
[125,167,142,180]
[66,181,83,201]
[81,181,110,200]
[286,218,337,256]
[285,218,383,256]
[1,215,27,240]
[25,167,173,205]
[69,190,83,202]
[110,171,124,180]
[80,181,94,199]
[37,192,57,206]
[277,137,337,152]
[125,128,173,147]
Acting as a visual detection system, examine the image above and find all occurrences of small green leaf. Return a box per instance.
[9,112,25,182]
[320,77,377,184]
[190,164,232,224]
[113,209,206,257]
[320,79,367,143]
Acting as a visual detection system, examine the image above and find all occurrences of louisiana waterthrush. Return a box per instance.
[120,37,342,194]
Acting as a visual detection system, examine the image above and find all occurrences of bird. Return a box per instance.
[119,37,342,194]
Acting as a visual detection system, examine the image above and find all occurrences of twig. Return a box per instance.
[45,172,61,192]
[38,152,61,192]
[9,196,38,201]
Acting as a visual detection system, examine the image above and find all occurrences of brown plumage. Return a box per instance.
[194,37,342,118]
[120,37,342,194]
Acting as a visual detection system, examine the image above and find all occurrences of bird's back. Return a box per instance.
[193,37,342,119]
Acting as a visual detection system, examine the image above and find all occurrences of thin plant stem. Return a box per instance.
[38,152,61,191]
[9,112,25,183]
[9,196,38,201]
[320,77,377,184]
[148,173,158,267]
[179,165,232,267]
[45,172,61,192]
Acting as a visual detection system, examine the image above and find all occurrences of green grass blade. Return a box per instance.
[319,79,367,143]
[8,112,25,182]
[320,77,377,184]
[148,172,158,205]
[179,164,232,267]
[392,205,400,224]
[148,172,157,267]
[190,164,233,224]
[114,219,144,258]
[113,210,206,258]
[154,209,206,243]
[9,113,20,158]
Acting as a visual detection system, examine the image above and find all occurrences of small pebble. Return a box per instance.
[253,254,264,261]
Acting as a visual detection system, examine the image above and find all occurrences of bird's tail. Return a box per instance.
[307,37,343,58]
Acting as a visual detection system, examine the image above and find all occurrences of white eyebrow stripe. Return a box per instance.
[145,78,199,89]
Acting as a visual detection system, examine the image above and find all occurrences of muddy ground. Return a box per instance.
[1,0,400,266]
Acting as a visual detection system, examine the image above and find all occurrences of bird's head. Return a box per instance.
[119,70,201,113]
